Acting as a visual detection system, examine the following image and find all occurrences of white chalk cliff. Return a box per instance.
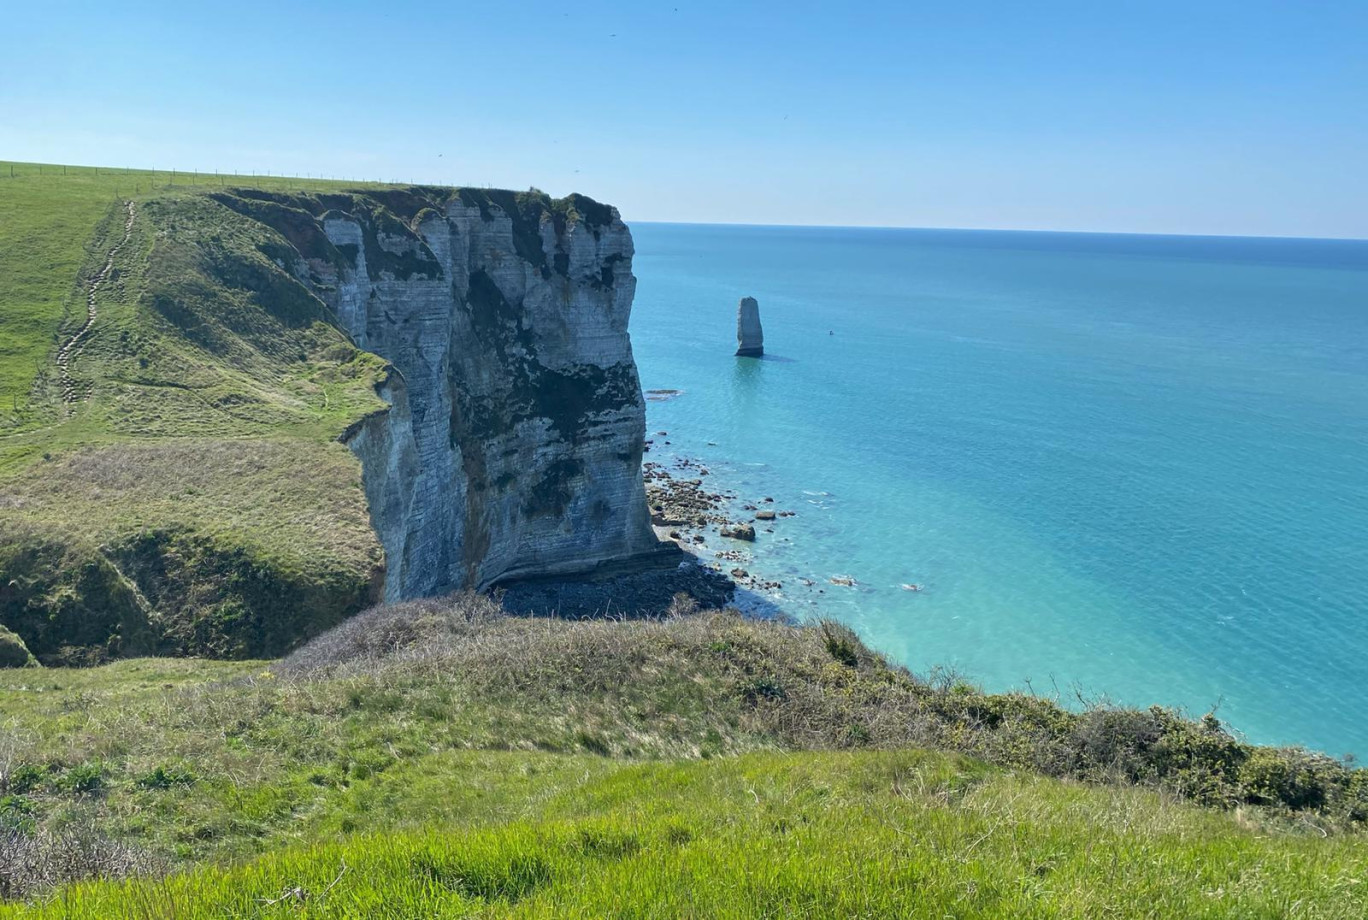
[736,296,764,357]
[217,188,672,601]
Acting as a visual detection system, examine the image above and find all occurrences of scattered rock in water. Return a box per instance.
[829,575,857,587]
[735,296,764,357]
[763,496,774,503]
[900,583,924,592]
[755,510,776,521]
[722,524,757,542]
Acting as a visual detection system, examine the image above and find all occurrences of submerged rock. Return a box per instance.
[735,296,764,357]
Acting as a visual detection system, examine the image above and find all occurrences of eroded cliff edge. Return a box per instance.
[215,186,675,602]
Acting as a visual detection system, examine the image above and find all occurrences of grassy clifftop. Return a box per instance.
[0,164,398,662]
[0,595,1364,917]
[0,163,619,662]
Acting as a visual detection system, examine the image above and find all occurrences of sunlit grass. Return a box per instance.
[5,751,1367,919]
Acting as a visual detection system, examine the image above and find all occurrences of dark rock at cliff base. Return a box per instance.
[735,296,764,357]
[495,557,735,619]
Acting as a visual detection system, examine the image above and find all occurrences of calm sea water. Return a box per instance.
[627,223,1368,756]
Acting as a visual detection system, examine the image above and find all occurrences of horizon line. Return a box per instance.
[629,218,1368,246]
[5,158,1365,246]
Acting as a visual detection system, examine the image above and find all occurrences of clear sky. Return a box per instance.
[3,0,1365,237]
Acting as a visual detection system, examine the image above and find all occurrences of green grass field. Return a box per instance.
[1,596,1366,917]
[0,164,410,662]
[12,750,1368,919]
[0,162,375,425]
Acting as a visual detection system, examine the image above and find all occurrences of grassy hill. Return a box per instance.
[0,162,407,664]
[1,594,1365,917]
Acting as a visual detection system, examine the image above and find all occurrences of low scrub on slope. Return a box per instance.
[0,595,1364,915]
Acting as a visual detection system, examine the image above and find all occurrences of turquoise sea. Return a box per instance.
[628,223,1368,756]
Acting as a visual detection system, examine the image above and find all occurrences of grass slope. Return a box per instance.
[0,596,1365,916]
[0,163,371,424]
[0,164,397,661]
[9,751,1368,919]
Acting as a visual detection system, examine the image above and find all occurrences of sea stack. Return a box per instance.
[736,296,764,357]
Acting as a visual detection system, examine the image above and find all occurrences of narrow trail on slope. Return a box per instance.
[57,200,136,411]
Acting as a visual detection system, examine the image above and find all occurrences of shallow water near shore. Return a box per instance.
[628,222,1368,756]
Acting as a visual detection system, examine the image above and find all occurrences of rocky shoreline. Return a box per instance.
[644,432,796,596]
[500,429,853,620]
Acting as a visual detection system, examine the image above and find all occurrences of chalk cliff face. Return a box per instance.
[224,188,669,601]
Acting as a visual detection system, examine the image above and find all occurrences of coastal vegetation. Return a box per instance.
[2,594,1367,916]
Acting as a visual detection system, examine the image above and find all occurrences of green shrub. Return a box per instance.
[1239,748,1337,810]
[55,762,104,797]
[135,766,195,790]
[0,795,35,834]
[0,629,34,669]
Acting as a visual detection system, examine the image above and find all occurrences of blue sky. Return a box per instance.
[3,0,1365,237]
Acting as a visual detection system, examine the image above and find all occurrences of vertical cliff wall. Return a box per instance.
[217,187,670,602]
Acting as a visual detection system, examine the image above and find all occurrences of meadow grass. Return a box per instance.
[1,596,1365,915]
[0,162,379,423]
[5,750,1368,918]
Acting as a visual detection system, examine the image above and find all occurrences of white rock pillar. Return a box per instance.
[735,296,764,357]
